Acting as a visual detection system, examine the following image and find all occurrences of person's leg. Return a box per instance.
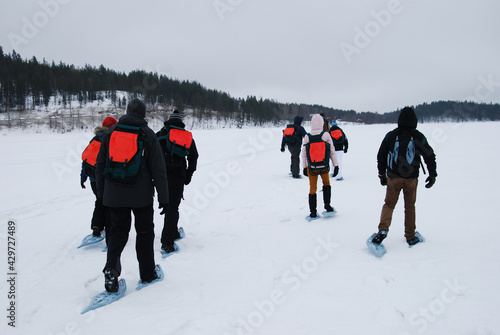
[378,178,403,232]
[320,172,333,211]
[161,183,184,247]
[289,146,301,178]
[104,207,132,276]
[90,181,106,233]
[308,171,319,216]
[133,205,156,282]
[403,178,418,240]
[335,150,344,179]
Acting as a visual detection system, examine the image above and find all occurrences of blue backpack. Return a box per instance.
[387,133,416,176]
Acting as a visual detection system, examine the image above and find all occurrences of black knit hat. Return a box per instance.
[127,98,146,118]
[168,109,183,121]
[398,107,418,129]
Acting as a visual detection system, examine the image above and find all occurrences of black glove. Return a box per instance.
[379,174,387,186]
[184,171,193,185]
[344,147,348,153]
[159,203,168,215]
[332,166,339,177]
[425,176,436,189]
[80,181,86,189]
[303,168,308,177]
[280,147,285,152]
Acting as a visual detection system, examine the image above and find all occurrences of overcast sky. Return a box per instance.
[1,0,499,113]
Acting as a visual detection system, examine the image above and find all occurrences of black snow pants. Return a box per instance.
[104,205,156,282]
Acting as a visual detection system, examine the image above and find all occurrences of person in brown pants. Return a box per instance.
[372,107,437,246]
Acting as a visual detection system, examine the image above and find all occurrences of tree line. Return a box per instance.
[1,46,499,124]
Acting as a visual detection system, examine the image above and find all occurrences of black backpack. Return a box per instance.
[158,126,193,170]
[283,124,300,145]
[81,135,102,178]
[104,124,147,184]
[305,132,330,175]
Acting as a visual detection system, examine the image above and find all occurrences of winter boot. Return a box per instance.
[323,185,334,212]
[92,226,101,237]
[407,236,420,246]
[161,242,176,254]
[371,230,388,245]
[308,194,318,218]
[104,268,119,293]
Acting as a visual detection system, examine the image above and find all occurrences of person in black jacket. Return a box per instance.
[280,115,307,178]
[156,110,199,255]
[328,120,349,181]
[372,107,437,246]
[80,116,117,243]
[95,98,169,292]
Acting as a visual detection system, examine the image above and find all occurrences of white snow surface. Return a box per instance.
[1,122,499,335]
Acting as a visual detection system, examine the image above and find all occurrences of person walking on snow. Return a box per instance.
[80,116,117,243]
[280,115,307,178]
[328,120,349,181]
[156,110,199,255]
[95,98,169,292]
[301,114,339,218]
[372,107,437,246]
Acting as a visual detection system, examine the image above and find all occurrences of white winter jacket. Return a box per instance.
[301,114,339,169]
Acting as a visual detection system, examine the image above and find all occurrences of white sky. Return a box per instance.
[1,0,500,113]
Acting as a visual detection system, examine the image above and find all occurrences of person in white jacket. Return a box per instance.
[301,114,339,218]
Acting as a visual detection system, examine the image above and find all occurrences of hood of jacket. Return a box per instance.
[310,114,325,133]
[118,113,148,127]
[94,126,108,135]
[164,118,185,129]
[293,115,304,126]
[398,107,418,129]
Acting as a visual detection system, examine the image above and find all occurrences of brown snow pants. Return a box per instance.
[308,169,330,194]
[378,178,418,240]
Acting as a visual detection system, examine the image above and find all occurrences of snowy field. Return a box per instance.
[1,121,500,335]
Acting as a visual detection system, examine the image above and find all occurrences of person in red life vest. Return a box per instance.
[329,120,349,181]
[301,114,339,218]
[80,116,117,242]
[156,110,199,255]
[95,99,169,292]
[280,115,307,178]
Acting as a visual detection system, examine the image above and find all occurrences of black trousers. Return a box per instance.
[90,181,110,244]
[104,205,156,282]
[288,146,301,178]
[161,182,184,245]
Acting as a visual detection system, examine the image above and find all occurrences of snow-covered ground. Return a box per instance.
[1,121,499,335]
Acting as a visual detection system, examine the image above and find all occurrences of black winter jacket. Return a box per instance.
[156,118,199,186]
[95,112,169,208]
[377,108,437,179]
[281,115,307,149]
[328,125,349,151]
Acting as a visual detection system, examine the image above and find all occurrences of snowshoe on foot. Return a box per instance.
[104,268,119,293]
[407,232,425,247]
[371,230,388,244]
[161,242,180,258]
